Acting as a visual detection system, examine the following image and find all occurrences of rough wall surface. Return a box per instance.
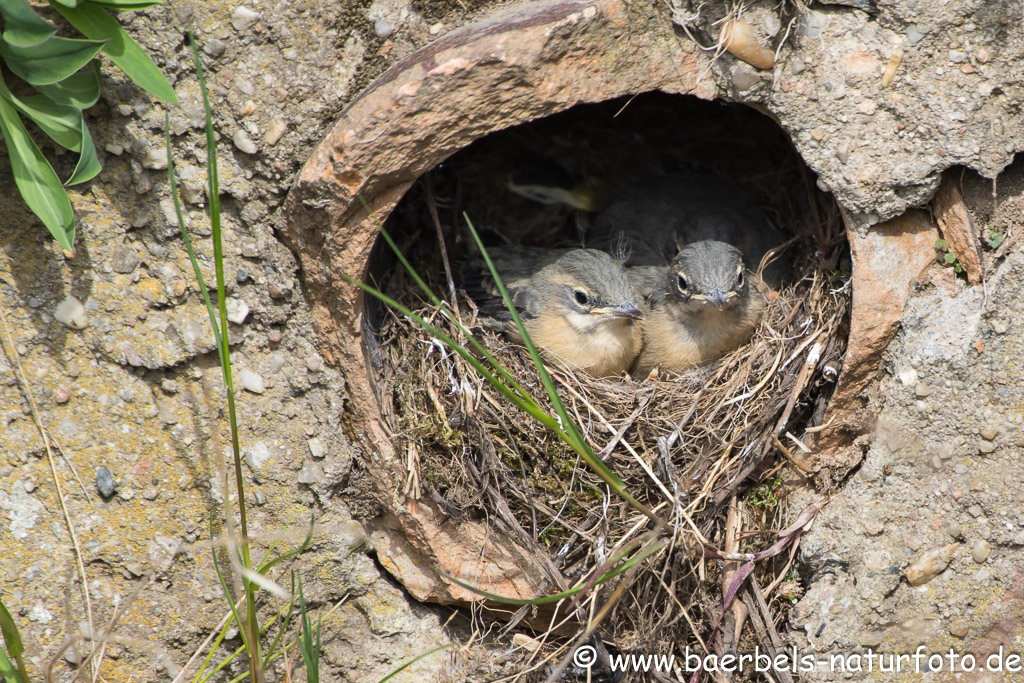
[0,0,1022,681]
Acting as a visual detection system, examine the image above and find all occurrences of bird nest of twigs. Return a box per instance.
[368,223,846,667]
[364,95,850,676]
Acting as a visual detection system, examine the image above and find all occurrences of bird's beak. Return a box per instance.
[706,289,727,310]
[592,302,644,320]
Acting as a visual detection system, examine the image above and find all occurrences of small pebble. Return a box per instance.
[971,539,991,563]
[243,441,271,469]
[798,10,826,38]
[264,119,287,146]
[306,356,323,372]
[992,319,1008,334]
[914,383,931,397]
[297,465,322,485]
[980,426,998,440]
[238,369,265,394]
[230,6,259,31]
[96,466,116,498]
[142,147,168,170]
[268,353,286,374]
[374,17,392,37]
[978,441,996,454]
[731,63,760,91]
[23,479,36,493]
[906,544,957,586]
[254,489,267,506]
[236,268,249,283]
[864,520,885,536]
[308,437,324,459]
[968,505,983,518]
[948,522,963,539]
[203,38,227,58]
[55,386,70,404]
[906,25,923,44]
[233,130,257,154]
[859,631,883,648]
[948,619,969,638]
[268,329,282,343]
[975,47,991,63]
[54,296,88,329]
[111,245,140,274]
[225,298,250,324]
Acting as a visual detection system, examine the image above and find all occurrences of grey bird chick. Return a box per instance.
[633,240,765,376]
[592,172,787,284]
[465,247,644,377]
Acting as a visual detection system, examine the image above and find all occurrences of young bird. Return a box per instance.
[464,247,644,377]
[632,240,765,376]
[592,171,787,284]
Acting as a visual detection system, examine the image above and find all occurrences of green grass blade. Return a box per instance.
[377,644,455,683]
[296,576,320,683]
[0,0,58,47]
[86,0,162,8]
[0,598,27,682]
[52,2,177,103]
[0,96,75,251]
[164,112,223,352]
[258,515,314,574]
[38,62,101,108]
[347,275,563,430]
[0,34,106,86]
[65,115,100,184]
[356,197,543,411]
[461,215,659,520]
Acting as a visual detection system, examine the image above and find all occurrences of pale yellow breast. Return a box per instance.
[520,311,642,378]
[635,291,765,375]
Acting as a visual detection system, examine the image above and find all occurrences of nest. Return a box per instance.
[365,93,850,676]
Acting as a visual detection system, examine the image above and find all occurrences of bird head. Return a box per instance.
[667,240,749,312]
[538,249,643,334]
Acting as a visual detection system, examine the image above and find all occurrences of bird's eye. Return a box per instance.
[676,274,689,293]
[572,289,590,307]
[736,270,745,287]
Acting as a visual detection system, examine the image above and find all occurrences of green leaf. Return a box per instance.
[0,78,83,150]
[0,0,58,47]
[65,116,100,184]
[38,62,101,108]
[943,252,957,264]
[0,35,106,86]
[85,0,163,9]
[52,3,178,104]
[48,0,80,6]
[934,238,948,250]
[0,600,24,662]
[987,232,1005,249]
[0,97,76,251]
